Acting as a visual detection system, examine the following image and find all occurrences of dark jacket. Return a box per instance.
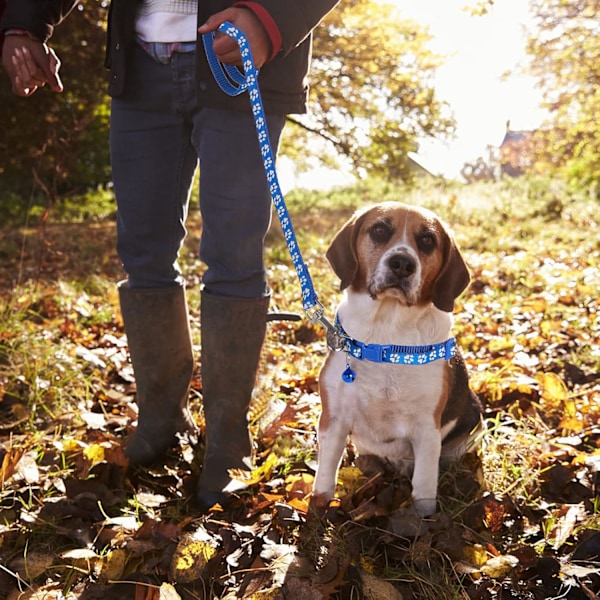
[0,0,6,49]
[1,0,338,115]
[0,0,77,41]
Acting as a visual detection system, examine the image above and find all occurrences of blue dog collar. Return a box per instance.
[335,315,457,383]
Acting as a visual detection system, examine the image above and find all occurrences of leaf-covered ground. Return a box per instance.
[0,180,599,599]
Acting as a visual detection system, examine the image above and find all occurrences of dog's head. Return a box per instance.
[326,202,470,312]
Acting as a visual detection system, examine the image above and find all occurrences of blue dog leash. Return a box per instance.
[202,22,344,352]
[202,23,457,383]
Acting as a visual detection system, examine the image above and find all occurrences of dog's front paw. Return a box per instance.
[308,492,334,520]
[413,497,437,518]
[309,491,332,509]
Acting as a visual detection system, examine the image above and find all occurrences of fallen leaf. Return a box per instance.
[239,556,273,597]
[250,589,281,599]
[463,544,488,568]
[480,554,519,578]
[537,372,568,405]
[361,571,404,599]
[170,532,217,583]
[10,551,54,580]
[83,443,105,466]
[545,503,586,549]
[229,452,279,486]
[97,548,128,584]
[337,466,366,493]
[285,472,314,500]
[15,450,39,484]
[159,582,181,600]
[287,497,310,514]
[260,543,297,586]
[0,448,24,484]
[61,548,98,560]
[80,411,108,430]
[562,563,600,578]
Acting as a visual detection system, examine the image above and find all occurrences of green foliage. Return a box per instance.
[282,0,456,181]
[47,187,117,223]
[0,3,110,217]
[527,0,600,191]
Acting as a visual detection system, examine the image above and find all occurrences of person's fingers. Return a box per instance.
[14,47,47,88]
[11,54,40,96]
[199,7,270,68]
[2,37,64,96]
[12,70,38,96]
[27,43,63,92]
[3,37,35,95]
[20,46,41,77]
[46,46,63,92]
[2,36,21,82]
[197,10,231,34]
[211,33,241,63]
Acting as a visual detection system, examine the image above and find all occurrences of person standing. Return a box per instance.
[1,0,338,509]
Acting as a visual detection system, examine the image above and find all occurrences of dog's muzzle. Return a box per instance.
[387,252,416,280]
[368,251,419,300]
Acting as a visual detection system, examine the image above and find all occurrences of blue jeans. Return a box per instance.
[110,43,285,298]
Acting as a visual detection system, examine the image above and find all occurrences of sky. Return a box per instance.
[397,0,546,178]
[282,0,547,188]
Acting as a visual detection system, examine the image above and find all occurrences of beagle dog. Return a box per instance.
[312,202,483,518]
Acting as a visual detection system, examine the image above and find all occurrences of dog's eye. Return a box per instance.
[417,231,437,253]
[369,221,392,244]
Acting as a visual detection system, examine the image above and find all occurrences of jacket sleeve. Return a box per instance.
[252,0,339,57]
[0,0,79,42]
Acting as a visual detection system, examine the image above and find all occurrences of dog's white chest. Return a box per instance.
[323,351,446,460]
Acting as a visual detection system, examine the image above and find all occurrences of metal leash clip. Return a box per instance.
[305,302,346,351]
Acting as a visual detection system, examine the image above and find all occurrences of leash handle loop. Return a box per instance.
[202,26,252,95]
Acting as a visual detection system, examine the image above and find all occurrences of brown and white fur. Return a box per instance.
[312,202,483,517]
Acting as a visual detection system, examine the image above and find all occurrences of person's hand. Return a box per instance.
[2,34,63,96]
[198,7,271,69]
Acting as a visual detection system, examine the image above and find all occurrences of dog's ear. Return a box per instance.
[431,229,470,312]
[326,210,366,290]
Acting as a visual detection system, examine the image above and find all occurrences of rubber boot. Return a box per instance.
[196,291,269,510]
[119,283,198,465]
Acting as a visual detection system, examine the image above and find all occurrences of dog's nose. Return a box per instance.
[387,253,416,278]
